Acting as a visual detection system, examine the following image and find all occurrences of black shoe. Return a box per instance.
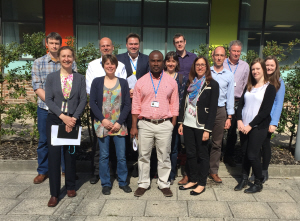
[119,185,132,193]
[179,183,198,190]
[102,186,111,195]
[244,178,263,193]
[223,156,236,167]
[90,175,100,184]
[190,187,206,196]
[262,170,268,183]
[234,178,248,191]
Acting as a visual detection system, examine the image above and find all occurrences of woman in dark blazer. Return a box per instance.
[89,54,131,196]
[234,58,276,193]
[45,46,87,207]
[178,56,219,195]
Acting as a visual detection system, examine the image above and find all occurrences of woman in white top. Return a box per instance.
[234,58,276,193]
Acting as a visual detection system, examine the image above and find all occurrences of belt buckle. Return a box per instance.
[151,119,159,125]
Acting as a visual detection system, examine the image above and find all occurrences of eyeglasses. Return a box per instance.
[195,63,206,68]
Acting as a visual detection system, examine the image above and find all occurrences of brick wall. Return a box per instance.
[3,81,37,104]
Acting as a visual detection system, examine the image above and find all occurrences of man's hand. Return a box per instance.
[202,131,209,141]
[224,118,231,129]
[268,125,277,133]
[110,122,121,133]
[102,119,113,130]
[130,127,138,139]
[60,114,75,128]
[130,89,134,99]
[65,125,73,133]
[35,88,46,102]
[178,124,183,135]
[242,125,252,134]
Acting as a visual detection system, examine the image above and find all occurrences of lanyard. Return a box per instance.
[150,71,163,99]
[130,58,137,71]
[227,58,239,75]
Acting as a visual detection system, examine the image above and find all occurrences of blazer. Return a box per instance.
[45,70,87,119]
[116,52,150,80]
[178,79,219,132]
[89,77,131,126]
[236,84,276,129]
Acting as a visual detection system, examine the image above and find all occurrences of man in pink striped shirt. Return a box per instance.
[131,50,179,197]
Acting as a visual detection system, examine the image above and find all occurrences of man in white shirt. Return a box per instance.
[86,37,127,184]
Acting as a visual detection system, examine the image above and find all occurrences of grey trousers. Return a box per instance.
[210,106,227,174]
[137,119,173,189]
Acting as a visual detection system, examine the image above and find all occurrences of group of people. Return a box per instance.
[31,32,285,207]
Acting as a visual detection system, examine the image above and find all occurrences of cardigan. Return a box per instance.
[45,70,87,119]
[178,79,219,132]
[89,76,131,126]
[236,84,276,129]
[270,78,285,126]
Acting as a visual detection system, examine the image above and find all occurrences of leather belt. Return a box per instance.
[142,118,171,125]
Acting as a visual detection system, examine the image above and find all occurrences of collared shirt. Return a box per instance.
[177,51,197,78]
[128,53,139,75]
[85,57,127,94]
[132,71,179,119]
[223,58,249,99]
[210,66,235,115]
[31,53,77,110]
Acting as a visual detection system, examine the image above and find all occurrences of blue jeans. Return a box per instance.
[169,124,179,181]
[37,107,49,174]
[98,136,128,187]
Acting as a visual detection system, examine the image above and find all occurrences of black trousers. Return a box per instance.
[183,125,209,186]
[261,132,272,170]
[240,127,268,180]
[46,114,77,197]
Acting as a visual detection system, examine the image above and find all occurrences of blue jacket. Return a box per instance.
[270,78,285,126]
[116,52,149,80]
[89,77,131,125]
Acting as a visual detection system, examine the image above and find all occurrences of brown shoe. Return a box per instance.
[210,174,222,183]
[67,190,76,197]
[134,187,149,197]
[48,196,58,207]
[160,188,173,197]
[33,174,48,184]
[178,175,188,185]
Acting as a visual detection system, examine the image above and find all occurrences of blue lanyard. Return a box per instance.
[150,71,163,99]
[227,58,239,75]
[130,58,137,71]
[68,146,75,154]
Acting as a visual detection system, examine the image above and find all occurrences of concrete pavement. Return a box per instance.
[0,170,300,220]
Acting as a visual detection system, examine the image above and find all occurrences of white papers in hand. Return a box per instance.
[51,125,82,146]
[127,74,137,89]
[133,137,138,151]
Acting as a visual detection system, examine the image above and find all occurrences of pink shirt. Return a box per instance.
[132,71,179,119]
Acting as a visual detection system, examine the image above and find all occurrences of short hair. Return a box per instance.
[126,33,140,43]
[149,50,163,58]
[188,56,212,86]
[173,33,186,44]
[229,40,243,50]
[46,32,62,45]
[101,54,118,69]
[213,46,226,55]
[57,46,76,60]
[247,58,268,92]
[164,51,180,72]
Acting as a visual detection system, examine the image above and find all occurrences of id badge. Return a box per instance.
[151,101,159,108]
[234,82,236,87]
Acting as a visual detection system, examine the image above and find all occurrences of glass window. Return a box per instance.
[239,30,261,56]
[143,27,165,55]
[168,0,209,27]
[76,0,98,24]
[77,25,99,49]
[101,0,141,25]
[240,0,264,29]
[2,0,43,21]
[143,0,166,26]
[100,26,141,54]
[265,0,300,31]
[167,28,207,52]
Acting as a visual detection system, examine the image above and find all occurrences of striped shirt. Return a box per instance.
[132,71,179,119]
[31,53,77,110]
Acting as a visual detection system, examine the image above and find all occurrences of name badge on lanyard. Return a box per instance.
[150,71,163,108]
[151,101,159,108]
[130,58,137,75]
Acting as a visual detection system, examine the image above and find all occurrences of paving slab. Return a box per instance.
[18,184,50,198]
[100,199,146,217]
[145,200,188,217]
[68,216,87,221]
[286,189,300,202]
[178,187,216,201]
[0,185,29,198]
[133,217,177,221]
[179,218,223,221]
[0,215,39,220]
[224,219,269,221]
[85,217,132,221]
[7,174,45,185]
[253,189,295,202]
[0,198,21,215]
[263,179,293,190]
[73,199,106,216]
[188,201,231,218]
[228,202,277,219]
[0,173,18,183]
[269,202,300,220]
[36,215,59,220]
[214,188,256,202]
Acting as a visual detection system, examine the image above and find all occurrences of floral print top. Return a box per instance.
[60,73,73,113]
[94,79,128,138]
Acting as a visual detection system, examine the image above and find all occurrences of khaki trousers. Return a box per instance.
[137,119,173,189]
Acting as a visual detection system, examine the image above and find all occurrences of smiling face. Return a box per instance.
[229,45,242,63]
[59,49,74,70]
[173,36,186,53]
[99,38,114,56]
[149,52,164,74]
[165,56,178,73]
[103,60,117,76]
[126,37,140,56]
[265,59,276,75]
[46,38,61,54]
[195,58,207,78]
[251,62,264,83]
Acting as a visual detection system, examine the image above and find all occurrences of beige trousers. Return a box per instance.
[137,119,173,189]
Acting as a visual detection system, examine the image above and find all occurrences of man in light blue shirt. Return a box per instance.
[209,46,235,183]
